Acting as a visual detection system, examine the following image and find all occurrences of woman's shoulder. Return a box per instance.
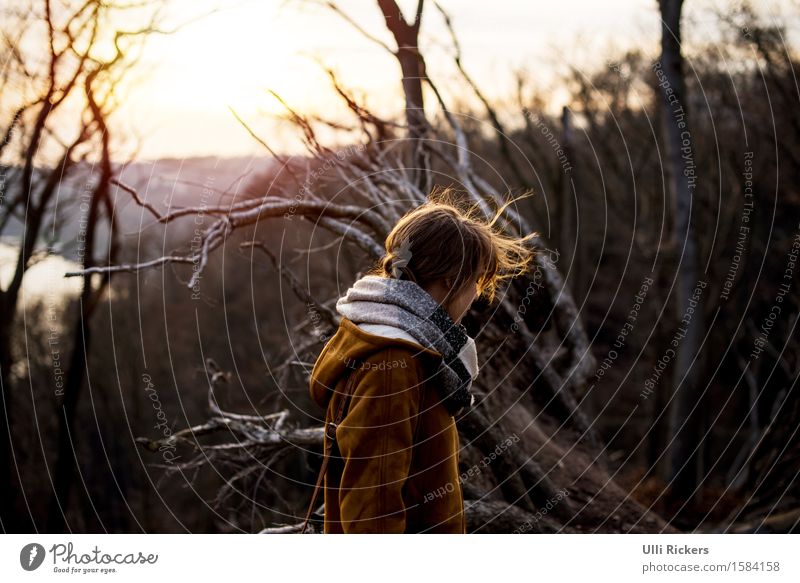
[358,343,425,374]
[341,318,442,372]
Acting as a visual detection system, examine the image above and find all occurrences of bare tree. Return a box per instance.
[324,0,430,192]
[0,0,166,532]
[652,0,706,499]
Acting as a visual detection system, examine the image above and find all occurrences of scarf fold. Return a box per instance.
[335,275,478,416]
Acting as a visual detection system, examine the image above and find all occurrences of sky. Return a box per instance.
[105,0,790,160]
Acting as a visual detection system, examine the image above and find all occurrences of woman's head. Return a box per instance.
[373,188,537,322]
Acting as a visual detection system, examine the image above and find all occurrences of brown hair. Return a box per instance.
[371,187,537,304]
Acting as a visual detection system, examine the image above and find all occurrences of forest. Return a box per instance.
[0,0,798,534]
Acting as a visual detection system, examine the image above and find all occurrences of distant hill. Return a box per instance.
[1,156,276,264]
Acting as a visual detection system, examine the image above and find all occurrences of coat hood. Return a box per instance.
[309,317,443,410]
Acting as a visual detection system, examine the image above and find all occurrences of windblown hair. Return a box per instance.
[371,187,537,304]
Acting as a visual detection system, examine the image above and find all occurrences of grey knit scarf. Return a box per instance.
[336,275,477,416]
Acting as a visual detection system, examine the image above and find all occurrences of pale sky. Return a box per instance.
[108,0,789,160]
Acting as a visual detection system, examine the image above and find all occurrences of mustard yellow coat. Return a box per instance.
[309,318,466,533]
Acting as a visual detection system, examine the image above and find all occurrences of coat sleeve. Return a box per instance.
[335,347,422,533]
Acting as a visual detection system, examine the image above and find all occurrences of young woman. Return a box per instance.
[307,191,534,533]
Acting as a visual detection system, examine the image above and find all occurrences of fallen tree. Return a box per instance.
[70,0,677,533]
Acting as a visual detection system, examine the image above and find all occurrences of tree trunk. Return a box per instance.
[377,0,430,192]
[0,303,20,532]
[47,87,116,531]
[655,0,706,499]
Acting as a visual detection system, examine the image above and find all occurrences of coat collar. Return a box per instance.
[309,318,442,410]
